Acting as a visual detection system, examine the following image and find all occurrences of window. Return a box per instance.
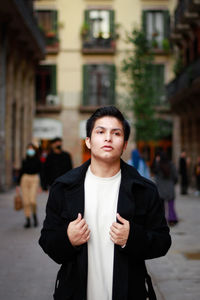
[82,64,115,106]
[35,10,59,51]
[149,64,166,105]
[35,65,57,105]
[142,10,170,49]
[82,9,115,52]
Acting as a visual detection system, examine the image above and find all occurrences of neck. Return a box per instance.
[90,157,121,178]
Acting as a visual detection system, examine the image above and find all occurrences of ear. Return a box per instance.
[85,137,91,150]
[123,141,128,151]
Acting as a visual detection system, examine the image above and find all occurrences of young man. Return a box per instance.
[39,106,171,300]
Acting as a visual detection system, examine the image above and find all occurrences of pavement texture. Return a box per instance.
[0,187,200,300]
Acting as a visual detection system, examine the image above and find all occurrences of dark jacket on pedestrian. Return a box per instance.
[17,156,41,184]
[45,151,72,186]
[154,161,178,202]
[179,157,188,186]
[39,159,171,300]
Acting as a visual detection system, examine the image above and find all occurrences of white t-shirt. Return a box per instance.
[84,166,121,300]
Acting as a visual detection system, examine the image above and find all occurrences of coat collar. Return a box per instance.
[55,158,151,189]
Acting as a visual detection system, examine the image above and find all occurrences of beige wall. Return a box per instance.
[35,0,173,166]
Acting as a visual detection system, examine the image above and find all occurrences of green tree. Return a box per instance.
[122,27,170,141]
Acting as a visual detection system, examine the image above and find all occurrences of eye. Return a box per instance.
[114,132,120,136]
[97,130,104,134]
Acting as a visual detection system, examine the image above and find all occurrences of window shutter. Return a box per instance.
[82,65,89,106]
[84,10,90,24]
[142,11,147,37]
[52,10,58,33]
[109,10,115,37]
[108,64,116,105]
[51,65,57,95]
[163,10,170,39]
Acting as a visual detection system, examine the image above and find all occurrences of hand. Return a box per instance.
[110,213,130,246]
[67,213,90,246]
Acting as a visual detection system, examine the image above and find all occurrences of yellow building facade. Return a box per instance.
[34,0,173,166]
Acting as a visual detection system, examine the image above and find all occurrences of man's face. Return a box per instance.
[85,116,127,163]
[52,141,62,152]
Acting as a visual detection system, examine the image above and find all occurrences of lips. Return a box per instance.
[102,146,113,150]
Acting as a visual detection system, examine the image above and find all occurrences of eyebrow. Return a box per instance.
[95,126,123,132]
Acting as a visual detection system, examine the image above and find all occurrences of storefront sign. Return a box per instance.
[33,118,63,139]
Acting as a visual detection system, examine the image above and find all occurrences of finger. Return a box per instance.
[112,222,122,230]
[74,213,82,224]
[83,228,90,238]
[78,218,86,228]
[80,223,89,235]
[109,230,117,240]
[117,213,126,225]
[110,225,120,235]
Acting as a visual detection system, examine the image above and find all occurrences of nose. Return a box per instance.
[105,132,111,142]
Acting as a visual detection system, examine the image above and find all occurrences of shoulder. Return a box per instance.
[54,159,90,186]
[121,160,157,192]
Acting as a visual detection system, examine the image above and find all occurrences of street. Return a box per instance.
[0,187,200,299]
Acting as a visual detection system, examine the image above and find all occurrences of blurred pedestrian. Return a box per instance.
[179,150,188,195]
[44,137,73,188]
[17,143,41,228]
[154,152,178,226]
[39,148,48,191]
[128,148,150,179]
[194,156,200,196]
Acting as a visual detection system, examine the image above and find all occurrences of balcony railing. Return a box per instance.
[36,95,61,113]
[166,58,200,100]
[82,37,116,54]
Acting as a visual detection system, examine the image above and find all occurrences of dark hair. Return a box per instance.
[51,137,62,144]
[159,152,171,178]
[26,143,37,150]
[86,106,130,141]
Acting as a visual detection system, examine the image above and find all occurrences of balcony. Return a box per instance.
[82,37,116,54]
[36,95,62,113]
[45,32,59,54]
[174,0,200,32]
[36,10,59,54]
[166,58,200,113]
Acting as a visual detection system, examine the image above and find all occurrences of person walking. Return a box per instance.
[179,150,188,195]
[194,156,200,196]
[128,148,150,179]
[17,143,41,228]
[44,137,73,188]
[154,152,178,226]
[39,106,171,300]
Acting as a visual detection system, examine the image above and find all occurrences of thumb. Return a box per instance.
[117,213,125,224]
[74,213,82,224]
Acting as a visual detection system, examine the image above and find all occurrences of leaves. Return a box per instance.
[122,27,170,141]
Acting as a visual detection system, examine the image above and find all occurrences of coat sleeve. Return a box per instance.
[121,186,171,260]
[38,183,80,264]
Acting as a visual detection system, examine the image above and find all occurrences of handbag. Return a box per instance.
[14,193,23,211]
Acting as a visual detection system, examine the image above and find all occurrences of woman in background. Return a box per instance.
[154,152,178,226]
[17,143,41,228]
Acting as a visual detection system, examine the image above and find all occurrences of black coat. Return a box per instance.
[39,159,171,300]
[44,151,72,186]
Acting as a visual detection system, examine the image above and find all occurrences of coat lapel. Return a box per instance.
[112,171,136,300]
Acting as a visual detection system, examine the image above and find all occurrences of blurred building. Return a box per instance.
[167,0,200,166]
[34,0,173,166]
[0,0,45,191]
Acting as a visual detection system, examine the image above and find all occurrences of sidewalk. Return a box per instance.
[0,188,200,299]
[147,188,200,300]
